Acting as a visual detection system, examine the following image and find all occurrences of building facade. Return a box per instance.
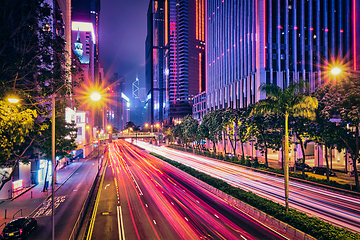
[206,0,360,171]
[146,0,206,126]
[207,0,359,112]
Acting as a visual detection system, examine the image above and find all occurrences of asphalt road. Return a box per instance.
[88,140,285,240]
[27,158,98,240]
[134,141,360,234]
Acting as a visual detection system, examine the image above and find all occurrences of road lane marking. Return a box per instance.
[105,184,110,189]
[86,160,108,240]
[117,206,125,240]
[145,204,148,207]
[153,220,157,225]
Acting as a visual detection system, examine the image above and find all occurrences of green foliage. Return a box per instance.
[151,153,360,240]
[0,101,37,166]
[253,157,259,167]
[34,108,77,160]
[245,156,251,167]
[239,155,245,165]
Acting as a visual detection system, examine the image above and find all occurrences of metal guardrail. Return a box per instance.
[13,209,22,219]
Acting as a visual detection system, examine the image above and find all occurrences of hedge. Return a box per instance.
[151,152,360,240]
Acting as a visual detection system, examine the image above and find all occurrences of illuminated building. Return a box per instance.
[206,0,360,171]
[146,0,205,126]
[146,0,167,125]
[72,0,101,84]
[207,0,359,111]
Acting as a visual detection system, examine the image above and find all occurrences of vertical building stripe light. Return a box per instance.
[353,0,357,70]
[196,0,199,40]
[199,53,202,92]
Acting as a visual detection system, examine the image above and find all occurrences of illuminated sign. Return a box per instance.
[121,93,129,102]
[13,180,23,190]
[71,22,96,44]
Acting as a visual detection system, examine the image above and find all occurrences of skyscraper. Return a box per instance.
[72,0,101,84]
[206,0,359,111]
[146,0,205,126]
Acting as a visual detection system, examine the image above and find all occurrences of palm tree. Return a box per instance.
[251,80,318,212]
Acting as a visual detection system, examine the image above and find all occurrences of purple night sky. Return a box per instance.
[100,0,149,96]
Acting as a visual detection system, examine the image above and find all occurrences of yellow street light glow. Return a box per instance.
[86,125,90,130]
[7,97,19,104]
[331,67,341,76]
[130,127,133,131]
[145,123,149,128]
[90,92,101,101]
[107,125,112,130]
[155,123,160,128]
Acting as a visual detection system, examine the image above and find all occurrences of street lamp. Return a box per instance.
[7,97,19,104]
[155,123,160,145]
[330,67,341,76]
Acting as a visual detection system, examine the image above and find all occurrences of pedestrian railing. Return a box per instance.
[13,209,22,219]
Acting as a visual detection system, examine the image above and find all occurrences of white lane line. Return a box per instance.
[117,206,125,240]
[105,184,110,189]
[145,204,148,207]
[214,214,219,218]
[153,220,157,225]
[240,235,247,240]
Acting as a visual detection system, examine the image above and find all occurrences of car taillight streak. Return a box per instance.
[19,228,23,235]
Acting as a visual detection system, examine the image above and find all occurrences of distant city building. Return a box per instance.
[207,0,359,112]
[146,0,205,126]
[72,0,101,84]
[107,74,128,131]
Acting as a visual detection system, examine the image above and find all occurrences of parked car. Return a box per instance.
[312,167,336,176]
[1,217,37,240]
[295,162,312,172]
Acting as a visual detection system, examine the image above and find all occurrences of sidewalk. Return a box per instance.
[0,159,86,229]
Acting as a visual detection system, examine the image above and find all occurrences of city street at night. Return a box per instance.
[87,141,287,240]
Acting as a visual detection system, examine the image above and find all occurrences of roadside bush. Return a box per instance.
[151,153,360,240]
[239,155,245,165]
[253,157,259,167]
[245,156,251,167]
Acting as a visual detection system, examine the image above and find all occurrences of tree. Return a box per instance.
[163,127,175,144]
[248,111,283,167]
[290,116,313,178]
[0,101,37,190]
[181,115,198,150]
[125,121,136,130]
[0,0,82,191]
[199,110,223,153]
[173,124,185,146]
[236,107,251,159]
[251,80,318,212]
[314,76,360,191]
[222,108,239,156]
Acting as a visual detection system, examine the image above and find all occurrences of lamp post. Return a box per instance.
[90,92,102,172]
[156,123,160,146]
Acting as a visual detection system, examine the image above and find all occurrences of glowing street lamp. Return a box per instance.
[90,92,101,101]
[331,67,341,76]
[7,97,19,104]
